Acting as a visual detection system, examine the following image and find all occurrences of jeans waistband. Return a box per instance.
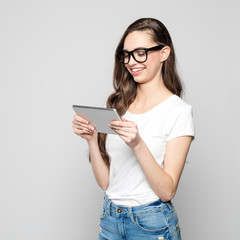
[103,194,172,219]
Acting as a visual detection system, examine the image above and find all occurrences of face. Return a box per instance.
[123,31,166,84]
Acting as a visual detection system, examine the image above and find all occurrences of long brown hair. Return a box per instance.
[96,18,183,166]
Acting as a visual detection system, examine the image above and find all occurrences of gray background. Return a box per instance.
[0,0,239,239]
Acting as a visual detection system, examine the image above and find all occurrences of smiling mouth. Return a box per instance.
[131,68,145,74]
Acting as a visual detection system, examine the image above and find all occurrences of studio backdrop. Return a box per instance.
[0,0,239,239]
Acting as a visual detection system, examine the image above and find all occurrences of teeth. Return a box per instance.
[132,68,143,72]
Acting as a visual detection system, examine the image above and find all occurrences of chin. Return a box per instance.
[132,76,148,84]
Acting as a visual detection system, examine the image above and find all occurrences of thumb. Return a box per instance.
[122,117,128,122]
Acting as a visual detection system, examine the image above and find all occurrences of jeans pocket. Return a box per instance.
[135,211,169,234]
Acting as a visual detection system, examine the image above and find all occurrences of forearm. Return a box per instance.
[132,139,175,201]
[88,140,110,190]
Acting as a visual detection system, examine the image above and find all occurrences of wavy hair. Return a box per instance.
[96,18,183,166]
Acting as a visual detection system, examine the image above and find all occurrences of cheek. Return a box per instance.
[146,59,160,73]
[148,57,162,73]
[153,62,162,73]
[125,65,136,77]
[125,65,131,73]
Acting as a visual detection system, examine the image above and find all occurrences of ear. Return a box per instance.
[160,46,171,62]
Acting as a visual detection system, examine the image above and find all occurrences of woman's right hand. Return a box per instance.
[72,114,97,142]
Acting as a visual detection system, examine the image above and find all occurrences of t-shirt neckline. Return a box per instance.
[126,94,177,117]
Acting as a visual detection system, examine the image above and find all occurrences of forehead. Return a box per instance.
[123,31,155,50]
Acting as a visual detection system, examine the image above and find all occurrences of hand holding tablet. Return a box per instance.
[72,105,121,134]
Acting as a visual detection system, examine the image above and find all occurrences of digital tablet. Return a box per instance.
[72,105,121,134]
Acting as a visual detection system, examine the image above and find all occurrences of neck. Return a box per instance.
[135,76,172,105]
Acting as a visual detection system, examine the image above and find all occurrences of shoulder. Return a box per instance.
[161,95,193,119]
[163,95,195,141]
[169,95,192,110]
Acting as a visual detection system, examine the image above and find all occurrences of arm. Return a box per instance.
[109,119,192,202]
[88,138,110,191]
[72,115,109,190]
[132,136,192,202]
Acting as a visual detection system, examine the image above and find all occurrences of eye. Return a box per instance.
[135,49,146,57]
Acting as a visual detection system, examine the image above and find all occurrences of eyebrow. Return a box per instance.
[122,46,147,51]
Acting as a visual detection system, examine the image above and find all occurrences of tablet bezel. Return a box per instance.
[72,105,121,135]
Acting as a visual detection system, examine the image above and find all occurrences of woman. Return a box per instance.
[72,18,194,240]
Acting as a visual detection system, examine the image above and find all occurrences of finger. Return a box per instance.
[73,126,94,135]
[122,117,128,122]
[73,127,95,136]
[72,122,95,133]
[109,120,133,128]
[72,120,95,131]
[73,125,94,134]
[114,129,135,138]
[110,122,137,132]
[74,114,89,124]
[73,121,94,131]
[110,126,136,134]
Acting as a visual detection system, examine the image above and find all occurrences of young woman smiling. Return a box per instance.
[72,18,194,240]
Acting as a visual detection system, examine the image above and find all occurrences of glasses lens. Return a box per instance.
[133,49,146,63]
[117,51,129,63]
[117,49,147,64]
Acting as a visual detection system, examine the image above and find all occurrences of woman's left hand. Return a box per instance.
[109,118,141,149]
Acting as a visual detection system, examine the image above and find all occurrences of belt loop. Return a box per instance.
[128,207,135,223]
[106,198,111,216]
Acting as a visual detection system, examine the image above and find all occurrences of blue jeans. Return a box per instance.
[99,195,181,240]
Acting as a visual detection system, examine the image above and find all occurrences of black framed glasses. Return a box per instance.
[116,45,164,64]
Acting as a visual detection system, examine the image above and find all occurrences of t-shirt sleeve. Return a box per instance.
[164,105,195,142]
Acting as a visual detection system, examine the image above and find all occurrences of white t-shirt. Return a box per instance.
[105,95,194,207]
